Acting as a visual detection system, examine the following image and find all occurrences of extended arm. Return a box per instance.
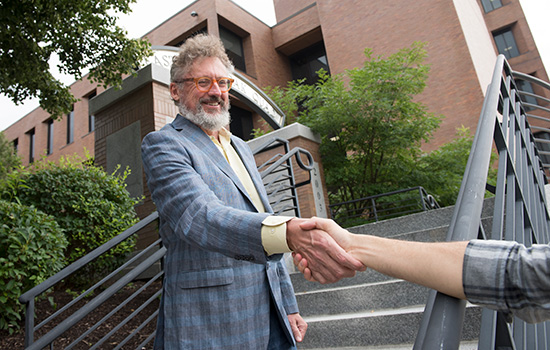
[296,217,467,299]
[297,217,550,323]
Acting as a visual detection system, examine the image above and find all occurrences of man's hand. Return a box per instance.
[292,217,361,283]
[286,218,365,284]
[299,217,354,250]
[287,313,307,342]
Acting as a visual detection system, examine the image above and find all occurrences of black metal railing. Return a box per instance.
[513,71,550,181]
[414,55,550,349]
[18,141,314,349]
[252,137,315,217]
[328,186,440,227]
[19,211,163,350]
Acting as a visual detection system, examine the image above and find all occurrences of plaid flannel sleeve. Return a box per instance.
[463,239,550,323]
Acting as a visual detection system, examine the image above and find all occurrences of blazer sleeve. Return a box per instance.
[141,128,271,264]
[277,259,299,314]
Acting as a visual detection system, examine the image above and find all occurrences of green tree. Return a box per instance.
[0,131,21,183]
[267,42,441,204]
[0,0,152,119]
[406,126,497,207]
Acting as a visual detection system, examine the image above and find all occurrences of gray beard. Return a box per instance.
[178,100,231,132]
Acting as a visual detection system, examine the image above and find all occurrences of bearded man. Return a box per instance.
[141,34,363,349]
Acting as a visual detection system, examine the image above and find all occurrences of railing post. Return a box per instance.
[24,299,34,348]
[371,197,378,222]
[418,187,427,211]
[414,291,466,349]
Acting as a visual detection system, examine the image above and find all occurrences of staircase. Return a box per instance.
[291,198,495,349]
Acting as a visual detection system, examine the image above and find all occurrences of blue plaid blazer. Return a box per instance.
[141,115,299,349]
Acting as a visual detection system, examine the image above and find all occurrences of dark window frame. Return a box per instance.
[219,26,246,73]
[67,108,74,144]
[27,128,35,163]
[87,91,96,133]
[493,27,520,59]
[289,42,330,85]
[481,0,503,13]
[46,119,54,155]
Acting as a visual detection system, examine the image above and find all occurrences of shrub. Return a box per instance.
[1,155,140,286]
[0,200,67,333]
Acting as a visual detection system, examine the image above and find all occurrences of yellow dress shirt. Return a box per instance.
[209,128,292,255]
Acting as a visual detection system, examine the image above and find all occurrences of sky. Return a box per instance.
[0,0,548,131]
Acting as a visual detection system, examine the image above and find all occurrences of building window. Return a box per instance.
[27,128,35,163]
[289,42,330,85]
[493,28,520,59]
[220,26,246,72]
[12,138,18,153]
[46,119,54,155]
[481,0,503,13]
[88,91,96,132]
[67,108,74,144]
[516,79,537,111]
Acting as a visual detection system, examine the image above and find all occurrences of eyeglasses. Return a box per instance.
[175,77,234,92]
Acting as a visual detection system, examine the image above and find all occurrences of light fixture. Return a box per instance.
[191,11,198,17]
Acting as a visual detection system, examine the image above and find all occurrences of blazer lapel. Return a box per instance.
[171,115,255,207]
[231,137,273,213]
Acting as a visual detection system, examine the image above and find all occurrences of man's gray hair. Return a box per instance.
[170,34,235,82]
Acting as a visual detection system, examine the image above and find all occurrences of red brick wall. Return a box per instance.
[3,79,102,166]
[318,0,486,151]
[273,0,316,23]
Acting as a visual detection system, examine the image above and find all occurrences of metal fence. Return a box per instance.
[414,55,550,349]
[513,70,550,182]
[251,136,315,217]
[18,140,314,349]
[18,211,163,350]
[329,186,440,228]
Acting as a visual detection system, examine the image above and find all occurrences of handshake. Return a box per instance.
[287,216,469,302]
[286,217,367,284]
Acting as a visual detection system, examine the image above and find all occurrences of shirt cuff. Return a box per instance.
[261,216,293,255]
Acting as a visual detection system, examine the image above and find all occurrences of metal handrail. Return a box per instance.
[414,55,550,349]
[512,70,550,181]
[329,186,440,227]
[19,211,163,349]
[252,137,315,217]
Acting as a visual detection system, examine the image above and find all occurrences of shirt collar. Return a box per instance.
[215,127,232,146]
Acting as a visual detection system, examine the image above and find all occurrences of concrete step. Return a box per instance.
[301,340,479,350]
[349,197,494,239]
[295,279,430,317]
[297,305,482,349]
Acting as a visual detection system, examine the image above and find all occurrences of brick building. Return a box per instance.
[3,0,549,177]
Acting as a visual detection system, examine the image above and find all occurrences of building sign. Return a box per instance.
[229,72,285,129]
[147,46,285,129]
[311,162,328,218]
[146,46,179,70]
